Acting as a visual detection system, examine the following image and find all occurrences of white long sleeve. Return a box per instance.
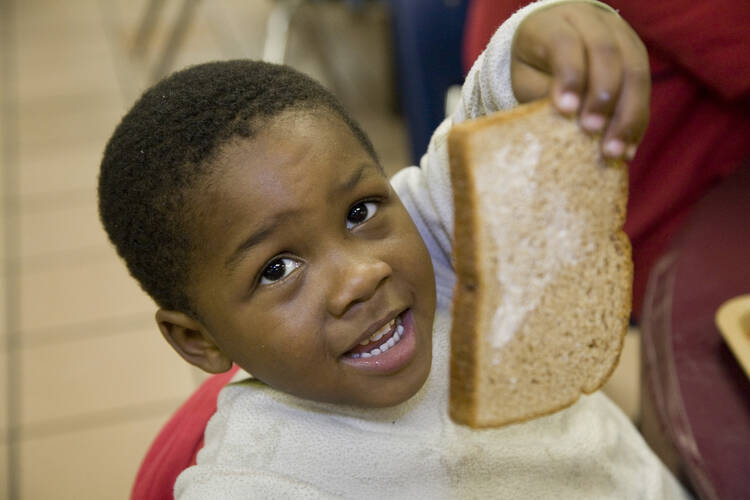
[394,0,620,270]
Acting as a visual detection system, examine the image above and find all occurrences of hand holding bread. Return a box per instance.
[447,1,645,429]
[448,100,632,428]
[512,1,651,161]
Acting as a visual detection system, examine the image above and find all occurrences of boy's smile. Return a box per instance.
[172,109,437,407]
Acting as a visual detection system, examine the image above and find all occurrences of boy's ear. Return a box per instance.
[155,309,233,374]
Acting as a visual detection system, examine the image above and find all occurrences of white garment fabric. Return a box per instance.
[175,1,691,498]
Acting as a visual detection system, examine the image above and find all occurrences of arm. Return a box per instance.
[393,0,650,266]
[392,1,565,268]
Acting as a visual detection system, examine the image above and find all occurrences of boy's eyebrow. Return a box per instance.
[224,210,298,272]
[332,162,380,196]
[225,162,381,272]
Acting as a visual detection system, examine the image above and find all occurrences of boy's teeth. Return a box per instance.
[359,317,397,345]
[350,315,405,359]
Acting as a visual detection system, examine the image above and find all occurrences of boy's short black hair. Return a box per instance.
[98,60,377,314]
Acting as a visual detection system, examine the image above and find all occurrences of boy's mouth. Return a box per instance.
[345,313,405,359]
[341,309,418,373]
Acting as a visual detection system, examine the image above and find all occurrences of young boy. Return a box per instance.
[100,0,689,498]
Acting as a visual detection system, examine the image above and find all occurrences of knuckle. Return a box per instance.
[559,67,584,88]
[555,32,580,52]
[548,28,579,57]
[594,41,620,59]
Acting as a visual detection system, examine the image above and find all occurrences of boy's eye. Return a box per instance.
[259,257,301,285]
[346,201,378,229]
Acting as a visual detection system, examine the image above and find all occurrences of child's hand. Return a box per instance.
[512,2,650,160]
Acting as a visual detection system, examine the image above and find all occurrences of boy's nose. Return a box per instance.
[326,252,392,318]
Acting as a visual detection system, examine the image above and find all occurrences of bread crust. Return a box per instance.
[448,100,632,428]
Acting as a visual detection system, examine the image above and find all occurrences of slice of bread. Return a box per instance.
[448,100,632,428]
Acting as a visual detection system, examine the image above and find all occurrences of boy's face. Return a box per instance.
[185,109,436,407]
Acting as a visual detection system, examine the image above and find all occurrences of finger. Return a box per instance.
[565,8,624,134]
[548,27,588,114]
[511,59,552,102]
[601,22,651,160]
[514,17,586,114]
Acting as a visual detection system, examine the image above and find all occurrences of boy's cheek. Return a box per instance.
[399,228,437,312]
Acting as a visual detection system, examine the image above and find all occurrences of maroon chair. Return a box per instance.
[640,163,750,500]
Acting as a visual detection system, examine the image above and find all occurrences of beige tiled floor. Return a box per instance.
[3,0,195,494]
[19,328,194,426]
[1,1,407,498]
[18,414,176,499]
[0,351,7,439]
[20,253,155,334]
[1,1,641,499]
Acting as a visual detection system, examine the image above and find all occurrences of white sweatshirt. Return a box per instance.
[175,1,691,498]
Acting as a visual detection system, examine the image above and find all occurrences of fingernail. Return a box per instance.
[557,92,580,113]
[604,139,625,158]
[625,144,638,161]
[581,114,605,132]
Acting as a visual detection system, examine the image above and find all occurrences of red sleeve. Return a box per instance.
[130,366,240,500]
[602,0,750,100]
[462,0,522,74]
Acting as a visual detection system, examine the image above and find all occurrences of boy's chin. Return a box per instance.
[359,387,425,408]
[348,365,432,409]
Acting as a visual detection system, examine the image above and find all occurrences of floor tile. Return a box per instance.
[17,92,123,151]
[0,204,5,276]
[17,46,120,107]
[18,139,106,198]
[19,192,109,262]
[16,97,122,198]
[0,350,14,500]
[19,249,154,335]
[19,325,193,426]
[0,350,7,433]
[0,275,6,346]
[17,0,104,29]
[16,3,121,104]
[0,444,8,500]
[19,412,173,500]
